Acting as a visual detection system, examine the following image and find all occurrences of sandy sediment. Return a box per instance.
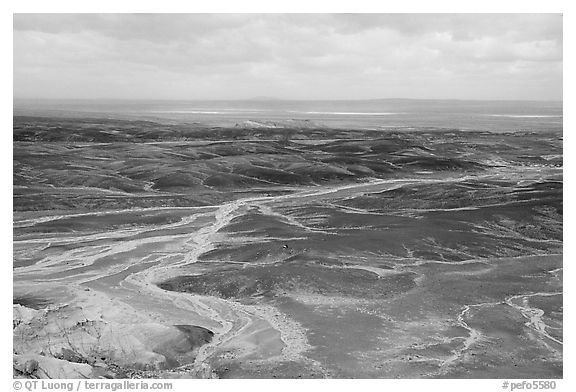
[14,170,563,378]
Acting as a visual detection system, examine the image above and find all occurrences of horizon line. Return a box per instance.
[13,97,564,103]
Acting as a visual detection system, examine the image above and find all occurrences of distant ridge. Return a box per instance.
[245,96,281,101]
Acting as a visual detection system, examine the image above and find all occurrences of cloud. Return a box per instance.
[13,13,563,100]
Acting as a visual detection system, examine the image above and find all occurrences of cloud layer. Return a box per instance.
[13,14,563,100]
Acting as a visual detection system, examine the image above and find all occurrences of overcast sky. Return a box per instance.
[13,14,563,101]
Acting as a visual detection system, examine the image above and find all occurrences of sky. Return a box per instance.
[13,13,563,101]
